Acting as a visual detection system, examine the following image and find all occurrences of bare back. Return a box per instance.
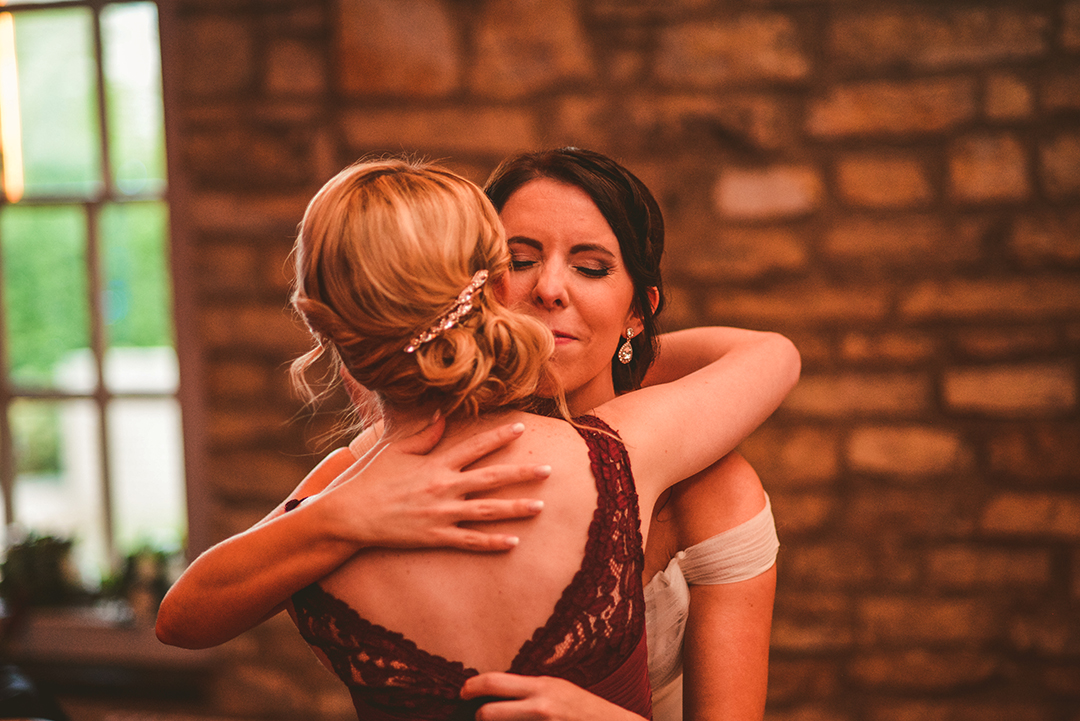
[309,411,619,673]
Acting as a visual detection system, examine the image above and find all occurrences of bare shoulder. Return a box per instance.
[666,452,767,550]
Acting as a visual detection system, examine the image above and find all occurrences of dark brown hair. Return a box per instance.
[484,148,665,392]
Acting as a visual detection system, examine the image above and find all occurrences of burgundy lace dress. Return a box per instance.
[288,415,652,720]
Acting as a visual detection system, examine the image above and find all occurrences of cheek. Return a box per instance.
[499,274,533,307]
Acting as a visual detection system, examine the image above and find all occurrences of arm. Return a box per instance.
[667,453,775,721]
[598,326,800,513]
[156,419,551,649]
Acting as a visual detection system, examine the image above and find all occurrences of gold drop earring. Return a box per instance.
[618,327,635,365]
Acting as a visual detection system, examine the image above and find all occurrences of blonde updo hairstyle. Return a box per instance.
[290,158,556,422]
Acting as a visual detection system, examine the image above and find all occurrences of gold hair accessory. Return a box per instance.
[617,327,635,365]
[405,270,489,353]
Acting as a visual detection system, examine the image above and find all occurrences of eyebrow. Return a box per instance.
[507,236,619,259]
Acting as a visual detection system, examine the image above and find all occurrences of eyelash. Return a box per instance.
[576,265,612,278]
[509,257,612,278]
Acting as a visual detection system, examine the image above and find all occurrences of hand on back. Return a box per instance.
[317,417,551,552]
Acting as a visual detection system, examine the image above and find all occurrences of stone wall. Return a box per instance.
[163,0,1080,718]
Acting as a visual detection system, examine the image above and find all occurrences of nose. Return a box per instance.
[533,261,569,309]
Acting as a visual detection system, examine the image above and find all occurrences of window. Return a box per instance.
[0,0,184,596]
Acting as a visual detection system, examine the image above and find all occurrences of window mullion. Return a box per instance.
[0,221,13,528]
[88,3,116,570]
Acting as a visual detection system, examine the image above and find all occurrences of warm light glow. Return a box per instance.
[0,9,24,203]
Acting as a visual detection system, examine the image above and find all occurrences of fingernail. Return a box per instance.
[505,536,520,546]
[527,500,544,512]
[535,465,552,477]
[511,422,525,433]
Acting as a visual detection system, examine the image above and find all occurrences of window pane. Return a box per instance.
[108,397,185,557]
[102,3,166,196]
[11,8,102,199]
[9,397,107,585]
[1,204,93,391]
[100,202,174,384]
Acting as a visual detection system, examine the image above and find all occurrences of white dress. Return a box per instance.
[643,494,779,721]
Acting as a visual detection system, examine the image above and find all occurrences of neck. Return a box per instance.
[380,402,444,442]
[563,375,618,416]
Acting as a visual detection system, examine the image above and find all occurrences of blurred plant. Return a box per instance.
[0,533,87,607]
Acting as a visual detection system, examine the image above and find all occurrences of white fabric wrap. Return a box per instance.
[643,494,779,721]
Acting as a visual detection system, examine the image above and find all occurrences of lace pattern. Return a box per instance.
[289,415,647,719]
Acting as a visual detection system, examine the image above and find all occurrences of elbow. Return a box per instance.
[155,598,208,650]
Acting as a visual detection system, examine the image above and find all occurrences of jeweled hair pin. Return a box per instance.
[404,269,489,353]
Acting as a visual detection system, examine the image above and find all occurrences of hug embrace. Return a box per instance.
[157,149,800,721]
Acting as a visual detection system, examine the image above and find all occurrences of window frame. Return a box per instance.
[0,0,207,591]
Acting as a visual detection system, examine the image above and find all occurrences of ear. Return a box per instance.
[625,286,659,336]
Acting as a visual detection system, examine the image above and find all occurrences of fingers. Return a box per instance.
[451,498,544,524]
[456,464,552,495]
[462,672,538,700]
[442,422,527,468]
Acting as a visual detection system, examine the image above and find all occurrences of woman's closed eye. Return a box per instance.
[575,263,613,278]
[510,256,538,271]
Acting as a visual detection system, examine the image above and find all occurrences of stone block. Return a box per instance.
[986,72,1034,119]
[206,359,276,402]
[1064,0,1080,50]
[771,591,854,651]
[655,14,810,86]
[1011,209,1080,266]
[988,423,1080,478]
[981,492,1080,537]
[188,191,311,234]
[1009,603,1080,655]
[949,133,1030,202]
[824,216,978,267]
[200,303,310,354]
[1042,69,1080,112]
[770,492,836,535]
[340,107,537,155]
[739,426,840,487]
[676,226,808,280]
[766,659,843,705]
[846,489,977,538]
[706,284,891,325]
[943,363,1076,415]
[955,326,1060,359]
[849,650,999,692]
[857,596,1001,644]
[713,165,823,220]
[782,542,877,587]
[196,242,264,296]
[784,372,932,417]
[839,331,938,364]
[470,0,595,99]
[835,154,932,208]
[901,277,1080,321]
[847,426,968,475]
[206,406,295,448]
[267,38,326,95]
[335,0,460,97]
[618,93,795,152]
[926,545,1052,589]
[180,16,254,96]
[808,78,977,138]
[1039,133,1080,198]
[867,701,1049,721]
[829,8,1047,70]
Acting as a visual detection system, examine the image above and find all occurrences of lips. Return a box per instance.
[551,330,576,345]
